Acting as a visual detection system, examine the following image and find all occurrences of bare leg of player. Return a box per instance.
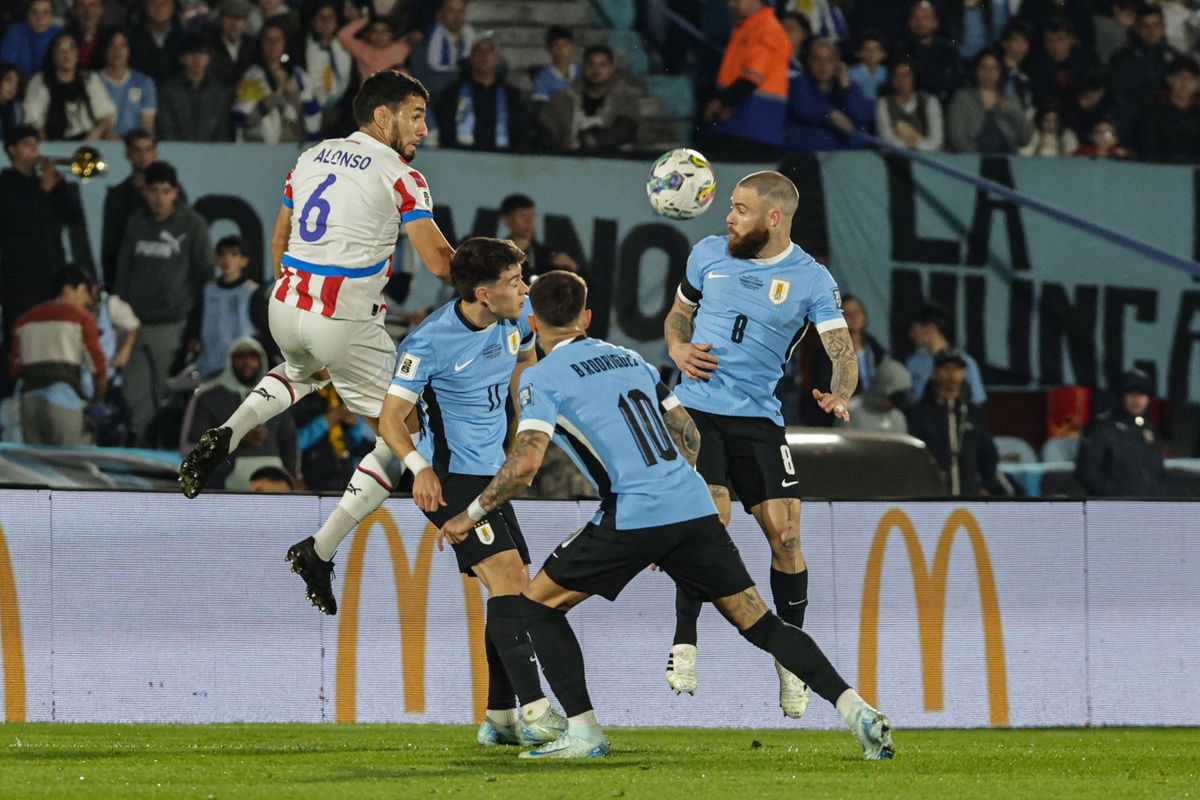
[666,485,732,695]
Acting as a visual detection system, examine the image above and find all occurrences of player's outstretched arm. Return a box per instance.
[665,294,718,380]
[663,405,701,467]
[270,204,292,279]
[813,327,859,422]
[437,430,550,546]
[405,216,454,284]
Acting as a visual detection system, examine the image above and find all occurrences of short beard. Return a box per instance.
[727,226,770,260]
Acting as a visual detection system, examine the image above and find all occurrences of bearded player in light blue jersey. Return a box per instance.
[662,171,858,718]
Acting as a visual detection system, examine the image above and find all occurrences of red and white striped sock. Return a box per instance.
[312,435,412,561]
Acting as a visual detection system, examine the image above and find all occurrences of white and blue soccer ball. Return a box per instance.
[645,148,717,220]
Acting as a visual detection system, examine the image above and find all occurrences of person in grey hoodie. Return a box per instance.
[181,335,297,491]
[115,159,213,443]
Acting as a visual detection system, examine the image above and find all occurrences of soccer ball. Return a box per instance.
[646,148,717,220]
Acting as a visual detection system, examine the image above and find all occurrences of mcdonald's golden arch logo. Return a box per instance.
[335,509,489,723]
[858,508,1009,726]
[0,523,27,722]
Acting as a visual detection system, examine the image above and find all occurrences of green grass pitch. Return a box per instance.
[2,724,1196,799]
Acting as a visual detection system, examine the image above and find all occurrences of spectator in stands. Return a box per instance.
[1063,69,1110,140]
[1027,19,1098,108]
[1074,115,1132,158]
[410,0,475,98]
[946,48,1033,153]
[780,11,813,77]
[435,35,526,150]
[0,62,25,142]
[130,0,186,83]
[292,385,373,490]
[114,160,213,443]
[234,20,320,143]
[1142,55,1200,162]
[0,0,63,79]
[9,267,106,445]
[86,277,140,444]
[182,336,297,490]
[207,0,255,87]
[249,464,294,493]
[843,294,887,392]
[944,0,1012,62]
[1020,101,1079,154]
[877,58,944,150]
[157,34,234,141]
[337,7,412,84]
[1016,0,1096,52]
[246,0,299,39]
[101,128,155,287]
[498,193,579,280]
[1095,0,1138,64]
[98,28,157,136]
[785,38,873,150]
[0,125,83,399]
[539,43,639,153]
[895,0,965,105]
[999,20,1033,112]
[848,30,888,103]
[68,0,105,69]
[24,32,118,140]
[839,357,911,434]
[906,349,1005,496]
[705,0,791,155]
[531,25,578,104]
[1109,4,1179,149]
[906,301,987,403]
[1075,368,1166,497]
[298,0,351,132]
[782,0,849,47]
[193,235,259,378]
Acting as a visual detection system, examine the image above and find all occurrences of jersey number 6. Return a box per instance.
[299,174,337,243]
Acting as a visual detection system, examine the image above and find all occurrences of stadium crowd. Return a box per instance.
[0,0,1182,498]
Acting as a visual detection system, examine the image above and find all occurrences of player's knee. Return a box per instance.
[768,531,801,556]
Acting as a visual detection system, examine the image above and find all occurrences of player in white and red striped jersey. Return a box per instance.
[180,71,454,615]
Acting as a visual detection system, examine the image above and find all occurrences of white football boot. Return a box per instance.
[775,660,810,719]
[665,644,698,695]
[519,727,611,760]
[846,699,895,760]
[518,706,569,745]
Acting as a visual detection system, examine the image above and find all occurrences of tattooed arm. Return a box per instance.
[812,326,859,422]
[665,294,719,381]
[437,430,551,546]
[663,404,701,467]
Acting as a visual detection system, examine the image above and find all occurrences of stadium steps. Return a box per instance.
[490,25,611,49]
[470,0,594,28]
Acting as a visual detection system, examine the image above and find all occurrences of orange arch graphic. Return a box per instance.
[0,524,26,721]
[858,507,1009,726]
[334,509,487,723]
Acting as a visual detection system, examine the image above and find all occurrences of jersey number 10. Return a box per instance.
[617,390,677,467]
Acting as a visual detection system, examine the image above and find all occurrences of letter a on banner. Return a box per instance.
[0,524,26,721]
[335,510,487,723]
[858,508,1009,726]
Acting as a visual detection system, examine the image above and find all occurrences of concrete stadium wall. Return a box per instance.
[0,490,1196,729]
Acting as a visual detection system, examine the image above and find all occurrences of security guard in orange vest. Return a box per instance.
[705,0,791,151]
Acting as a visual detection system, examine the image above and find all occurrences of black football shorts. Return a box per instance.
[422,472,531,576]
[687,408,803,512]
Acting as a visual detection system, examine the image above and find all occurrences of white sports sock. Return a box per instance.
[835,688,865,724]
[487,708,517,726]
[224,370,323,450]
[312,436,408,561]
[567,710,599,730]
[521,697,550,722]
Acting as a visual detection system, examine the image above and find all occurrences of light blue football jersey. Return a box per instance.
[674,235,847,421]
[389,299,535,476]
[517,336,717,530]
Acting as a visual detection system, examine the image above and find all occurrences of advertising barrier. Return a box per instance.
[0,490,1196,728]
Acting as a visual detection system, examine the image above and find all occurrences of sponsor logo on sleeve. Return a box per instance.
[396,353,420,380]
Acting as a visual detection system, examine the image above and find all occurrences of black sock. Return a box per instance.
[484,635,515,710]
[771,568,808,629]
[486,595,545,708]
[740,612,849,704]
[673,586,703,646]
[519,595,593,717]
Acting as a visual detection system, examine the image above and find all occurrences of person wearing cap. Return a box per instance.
[158,33,235,141]
[905,301,987,404]
[905,348,1005,497]
[434,34,526,151]
[208,0,256,87]
[1142,55,1200,162]
[1075,369,1167,497]
[498,193,579,281]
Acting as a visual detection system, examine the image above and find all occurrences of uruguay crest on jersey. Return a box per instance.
[508,329,521,354]
[769,277,791,304]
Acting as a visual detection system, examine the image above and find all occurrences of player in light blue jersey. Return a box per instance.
[663,171,859,717]
[378,237,566,749]
[438,272,893,761]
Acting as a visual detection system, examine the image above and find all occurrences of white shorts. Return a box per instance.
[268,298,396,418]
